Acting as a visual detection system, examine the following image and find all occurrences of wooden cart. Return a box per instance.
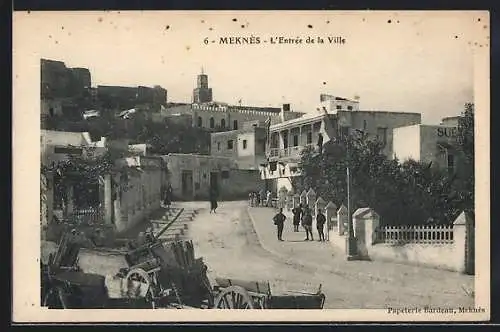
[42,209,326,310]
[212,278,325,309]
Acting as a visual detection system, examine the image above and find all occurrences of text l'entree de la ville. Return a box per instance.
[203,35,346,46]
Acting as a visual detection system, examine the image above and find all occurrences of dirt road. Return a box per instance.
[189,201,475,309]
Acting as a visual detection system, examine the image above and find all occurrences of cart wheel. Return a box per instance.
[43,286,68,309]
[213,286,257,309]
[125,268,151,299]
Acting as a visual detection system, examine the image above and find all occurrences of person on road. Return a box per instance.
[316,210,327,241]
[164,184,173,208]
[273,208,286,241]
[248,192,254,207]
[292,204,303,232]
[209,187,218,213]
[266,190,272,207]
[301,206,314,241]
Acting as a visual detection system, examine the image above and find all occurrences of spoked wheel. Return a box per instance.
[213,286,258,309]
[43,286,68,309]
[125,268,152,299]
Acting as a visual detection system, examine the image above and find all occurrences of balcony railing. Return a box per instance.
[268,144,316,159]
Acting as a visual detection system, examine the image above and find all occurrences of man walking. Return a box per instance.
[301,206,314,241]
[316,209,327,241]
[273,208,286,241]
[292,204,302,232]
[209,187,218,214]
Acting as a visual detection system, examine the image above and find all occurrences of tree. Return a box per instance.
[455,102,475,213]
[298,129,468,225]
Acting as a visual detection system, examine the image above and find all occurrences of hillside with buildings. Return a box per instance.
[40,57,473,235]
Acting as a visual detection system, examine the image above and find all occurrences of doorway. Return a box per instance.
[181,170,193,199]
[210,172,219,192]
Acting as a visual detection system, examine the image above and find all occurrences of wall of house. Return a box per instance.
[343,111,422,157]
[164,154,262,200]
[420,125,458,169]
[393,125,421,162]
[211,131,238,157]
[218,169,264,200]
[115,166,162,233]
[211,128,267,170]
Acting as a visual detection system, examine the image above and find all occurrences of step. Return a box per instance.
[151,222,188,230]
[157,228,185,236]
[159,214,194,221]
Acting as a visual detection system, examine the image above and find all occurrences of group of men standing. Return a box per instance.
[249,190,274,208]
[272,204,327,242]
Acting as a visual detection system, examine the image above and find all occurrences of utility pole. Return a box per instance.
[346,135,358,260]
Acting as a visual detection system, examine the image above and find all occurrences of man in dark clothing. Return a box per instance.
[301,207,314,241]
[292,204,303,232]
[316,210,327,241]
[209,187,218,213]
[273,208,286,241]
[317,133,324,154]
[164,184,173,208]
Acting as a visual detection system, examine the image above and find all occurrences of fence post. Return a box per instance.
[315,197,326,217]
[337,204,347,235]
[453,211,475,274]
[324,201,337,230]
[352,207,380,259]
[299,190,307,206]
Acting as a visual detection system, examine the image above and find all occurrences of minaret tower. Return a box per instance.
[193,67,213,103]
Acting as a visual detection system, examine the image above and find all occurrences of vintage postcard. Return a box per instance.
[12,10,490,323]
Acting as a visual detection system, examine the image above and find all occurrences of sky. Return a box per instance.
[14,10,489,124]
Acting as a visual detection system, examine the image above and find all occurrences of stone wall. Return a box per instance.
[280,188,475,274]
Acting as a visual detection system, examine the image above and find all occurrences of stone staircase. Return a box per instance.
[149,206,200,243]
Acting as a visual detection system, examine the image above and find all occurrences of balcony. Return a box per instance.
[268,144,316,160]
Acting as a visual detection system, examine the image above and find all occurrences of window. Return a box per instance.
[447,154,455,173]
[347,105,353,111]
[243,139,248,149]
[283,135,289,149]
[227,140,234,150]
[217,142,221,151]
[233,120,238,130]
[209,117,215,129]
[293,135,299,147]
[221,119,226,128]
[336,105,342,110]
[307,132,312,144]
[377,127,387,147]
[197,116,202,127]
[221,170,230,179]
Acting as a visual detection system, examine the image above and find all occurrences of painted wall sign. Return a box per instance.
[437,127,458,138]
